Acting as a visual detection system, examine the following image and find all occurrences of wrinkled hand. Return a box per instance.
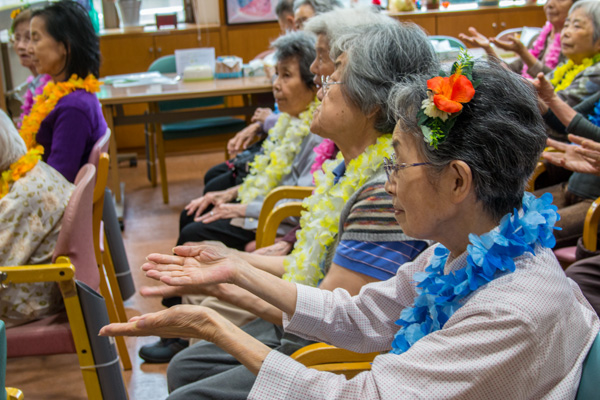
[252,241,293,256]
[459,27,492,50]
[184,189,237,220]
[542,136,600,176]
[227,124,261,157]
[141,245,244,287]
[99,305,224,342]
[251,107,273,125]
[532,72,556,105]
[194,203,247,224]
[490,34,525,54]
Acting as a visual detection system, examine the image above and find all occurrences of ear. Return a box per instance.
[444,160,473,204]
[286,15,295,28]
[594,39,600,54]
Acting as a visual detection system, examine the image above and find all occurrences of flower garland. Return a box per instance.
[588,99,600,126]
[551,54,600,93]
[522,22,561,79]
[282,134,392,286]
[419,50,477,148]
[309,138,337,183]
[391,192,559,354]
[238,98,319,204]
[18,74,52,128]
[0,74,102,200]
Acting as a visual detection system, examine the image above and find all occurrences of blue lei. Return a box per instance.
[390,192,560,355]
[588,99,600,127]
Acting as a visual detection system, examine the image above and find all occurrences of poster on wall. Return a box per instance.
[225,0,277,25]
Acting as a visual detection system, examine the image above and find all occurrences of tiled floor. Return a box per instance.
[6,151,225,400]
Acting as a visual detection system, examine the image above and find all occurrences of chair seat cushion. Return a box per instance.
[554,246,577,264]
[7,312,76,357]
[162,117,246,140]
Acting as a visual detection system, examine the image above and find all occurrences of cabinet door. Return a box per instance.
[228,23,281,62]
[498,7,547,31]
[393,14,436,35]
[153,30,222,59]
[437,10,498,44]
[99,35,155,76]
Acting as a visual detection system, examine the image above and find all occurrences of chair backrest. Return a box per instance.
[497,26,542,48]
[577,333,600,399]
[156,13,177,29]
[148,55,224,111]
[87,128,110,169]
[52,164,99,291]
[428,35,467,51]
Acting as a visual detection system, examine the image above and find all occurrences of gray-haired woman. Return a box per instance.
[102,58,599,397]
[0,109,73,327]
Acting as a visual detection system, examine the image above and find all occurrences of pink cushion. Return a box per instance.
[7,312,76,357]
[554,246,577,264]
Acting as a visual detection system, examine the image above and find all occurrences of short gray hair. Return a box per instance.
[275,0,294,19]
[0,110,26,172]
[304,6,394,44]
[390,61,546,221]
[293,0,344,14]
[570,0,600,42]
[271,30,317,89]
[331,22,439,133]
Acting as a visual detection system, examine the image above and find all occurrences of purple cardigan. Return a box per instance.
[36,90,106,183]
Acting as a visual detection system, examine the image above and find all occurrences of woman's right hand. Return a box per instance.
[531,72,557,105]
[543,135,600,176]
[184,188,237,219]
[251,108,273,125]
[227,123,261,157]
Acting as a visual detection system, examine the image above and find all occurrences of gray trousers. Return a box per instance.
[166,318,314,400]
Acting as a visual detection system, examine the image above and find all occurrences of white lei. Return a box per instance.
[282,134,393,286]
[238,99,319,204]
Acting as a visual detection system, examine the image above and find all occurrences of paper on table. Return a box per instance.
[175,48,216,76]
[104,72,178,88]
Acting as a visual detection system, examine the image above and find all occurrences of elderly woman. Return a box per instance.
[293,0,343,30]
[22,1,105,183]
[10,7,51,125]
[545,0,600,107]
[131,21,437,399]
[102,59,599,397]
[0,109,73,328]
[460,0,572,78]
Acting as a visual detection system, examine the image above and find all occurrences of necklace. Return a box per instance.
[282,134,392,286]
[18,74,52,128]
[551,54,600,93]
[522,22,561,79]
[0,74,102,200]
[391,192,559,354]
[238,98,319,204]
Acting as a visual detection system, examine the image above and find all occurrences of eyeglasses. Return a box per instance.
[383,154,430,182]
[321,75,343,96]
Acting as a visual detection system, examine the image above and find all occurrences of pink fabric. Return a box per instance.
[554,246,577,265]
[522,22,561,78]
[6,312,76,357]
[17,74,51,128]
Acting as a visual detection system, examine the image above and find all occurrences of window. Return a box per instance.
[91,0,185,29]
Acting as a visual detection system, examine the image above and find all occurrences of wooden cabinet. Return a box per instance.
[393,13,436,35]
[227,23,281,63]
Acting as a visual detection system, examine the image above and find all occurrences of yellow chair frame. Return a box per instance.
[0,258,103,399]
[92,153,132,370]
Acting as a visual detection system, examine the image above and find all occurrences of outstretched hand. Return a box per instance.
[141,245,245,288]
[99,305,224,342]
[531,72,556,105]
[542,135,600,176]
[490,34,525,54]
[459,27,492,50]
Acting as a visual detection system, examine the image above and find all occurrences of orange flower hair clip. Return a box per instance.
[418,49,478,149]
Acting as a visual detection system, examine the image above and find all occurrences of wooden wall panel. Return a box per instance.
[226,23,281,62]
[394,14,436,35]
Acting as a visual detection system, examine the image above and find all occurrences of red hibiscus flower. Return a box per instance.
[427,73,475,114]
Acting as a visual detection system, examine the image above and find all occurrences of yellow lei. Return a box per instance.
[282,134,393,286]
[0,74,102,199]
[238,98,319,204]
[551,54,600,93]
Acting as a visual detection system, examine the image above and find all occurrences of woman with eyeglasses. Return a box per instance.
[102,58,598,400]
[9,7,51,126]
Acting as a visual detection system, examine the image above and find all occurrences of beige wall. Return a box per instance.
[194,0,220,25]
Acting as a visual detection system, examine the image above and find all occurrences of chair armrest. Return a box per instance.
[258,202,305,248]
[582,196,600,252]
[526,161,546,192]
[310,361,373,378]
[0,258,75,284]
[255,186,314,248]
[291,342,380,366]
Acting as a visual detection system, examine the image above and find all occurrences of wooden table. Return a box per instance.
[98,75,274,217]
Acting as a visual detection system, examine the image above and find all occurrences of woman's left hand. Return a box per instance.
[490,35,526,55]
[543,136,600,176]
[531,72,557,105]
[195,203,248,224]
[99,305,224,342]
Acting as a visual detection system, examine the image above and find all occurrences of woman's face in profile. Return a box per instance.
[13,21,33,69]
[27,16,67,80]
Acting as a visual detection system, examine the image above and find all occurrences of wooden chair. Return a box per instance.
[147,55,247,203]
[3,165,104,398]
[254,186,314,249]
